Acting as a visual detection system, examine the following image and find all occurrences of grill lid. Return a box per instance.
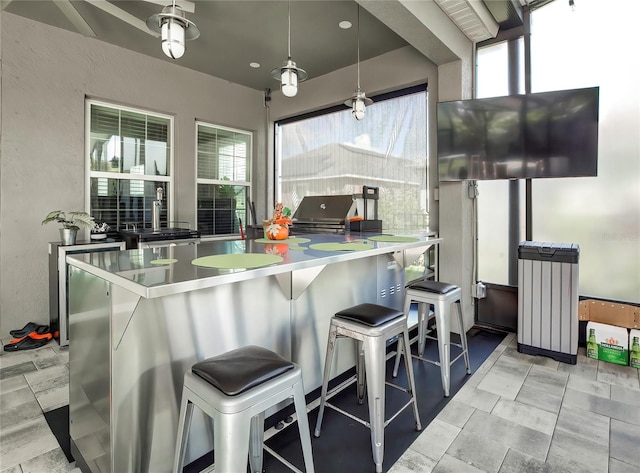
[292,195,355,224]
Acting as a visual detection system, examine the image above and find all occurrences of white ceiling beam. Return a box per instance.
[435,0,499,42]
[52,0,96,37]
[0,0,14,11]
[85,0,158,36]
[358,0,471,65]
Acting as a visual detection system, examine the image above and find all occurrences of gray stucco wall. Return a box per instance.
[1,10,474,336]
[0,13,266,334]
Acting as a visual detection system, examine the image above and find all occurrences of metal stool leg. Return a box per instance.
[391,338,402,379]
[455,300,472,374]
[363,335,386,473]
[434,299,451,396]
[293,379,316,473]
[314,323,337,437]
[392,295,413,378]
[214,412,252,473]
[400,329,422,431]
[173,387,194,473]
[248,412,265,473]
[356,340,366,404]
[417,302,430,356]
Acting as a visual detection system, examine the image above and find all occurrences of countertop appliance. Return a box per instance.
[119,223,200,249]
[351,185,383,232]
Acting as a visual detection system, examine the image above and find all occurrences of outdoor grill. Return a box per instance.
[290,195,355,234]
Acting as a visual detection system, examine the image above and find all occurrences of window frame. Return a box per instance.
[85,99,175,228]
[195,120,253,238]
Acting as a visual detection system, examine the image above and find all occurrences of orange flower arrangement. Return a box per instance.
[264,203,292,240]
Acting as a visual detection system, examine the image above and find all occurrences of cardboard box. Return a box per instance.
[578,299,640,329]
[630,329,640,369]
[586,321,628,366]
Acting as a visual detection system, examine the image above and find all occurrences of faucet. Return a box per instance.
[152,187,163,231]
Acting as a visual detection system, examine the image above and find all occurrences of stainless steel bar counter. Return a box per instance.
[66,232,441,473]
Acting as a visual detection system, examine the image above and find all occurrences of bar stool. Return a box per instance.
[173,345,315,473]
[314,303,421,473]
[393,280,471,397]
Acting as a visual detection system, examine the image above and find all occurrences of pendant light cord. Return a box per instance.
[356,5,361,89]
[287,0,292,58]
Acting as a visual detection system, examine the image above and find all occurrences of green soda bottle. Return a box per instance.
[631,336,639,367]
[587,328,597,359]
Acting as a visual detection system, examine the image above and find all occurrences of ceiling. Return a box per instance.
[1,0,525,92]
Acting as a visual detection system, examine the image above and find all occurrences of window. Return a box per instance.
[276,86,428,231]
[87,101,173,230]
[196,122,251,236]
[475,40,526,285]
[476,0,640,302]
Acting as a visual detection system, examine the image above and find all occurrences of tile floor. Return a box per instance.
[1,332,639,473]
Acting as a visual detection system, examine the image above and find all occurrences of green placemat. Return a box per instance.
[150,258,178,265]
[254,237,311,245]
[308,242,373,252]
[367,235,420,243]
[191,253,283,269]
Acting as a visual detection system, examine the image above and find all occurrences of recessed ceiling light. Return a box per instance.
[339,20,352,29]
[250,62,260,68]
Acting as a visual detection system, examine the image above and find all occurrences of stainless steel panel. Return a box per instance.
[291,257,380,391]
[69,268,292,472]
[68,267,112,473]
[50,240,125,346]
[377,252,404,310]
[290,254,406,392]
[67,234,443,472]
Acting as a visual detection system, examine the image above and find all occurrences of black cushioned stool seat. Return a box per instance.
[192,345,294,396]
[315,303,421,473]
[335,303,404,327]
[173,345,315,473]
[408,279,459,295]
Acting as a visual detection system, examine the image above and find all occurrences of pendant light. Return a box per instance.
[146,0,200,60]
[344,5,372,120]
[271,0,307,97]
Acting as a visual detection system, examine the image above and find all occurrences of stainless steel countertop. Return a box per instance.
[66,232,441,299]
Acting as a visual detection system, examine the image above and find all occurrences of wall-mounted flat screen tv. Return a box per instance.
[437,87,599,181]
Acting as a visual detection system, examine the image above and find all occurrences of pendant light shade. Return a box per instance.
[346,89,372,121]
[146,1,199,60]
[271,0,307,97]
[344,6,372,119]
[161,19,186,58]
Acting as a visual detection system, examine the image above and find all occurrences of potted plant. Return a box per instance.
[214,177,239,234]
[91,222,111,240]
[42,210,96,245]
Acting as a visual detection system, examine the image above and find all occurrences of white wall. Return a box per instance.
[0,13,266,334]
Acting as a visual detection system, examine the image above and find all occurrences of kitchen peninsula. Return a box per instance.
[66,232,441,473]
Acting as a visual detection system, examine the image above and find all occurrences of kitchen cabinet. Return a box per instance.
[48,240,125,346]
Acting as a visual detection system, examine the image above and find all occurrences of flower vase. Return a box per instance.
[60,228,78,246]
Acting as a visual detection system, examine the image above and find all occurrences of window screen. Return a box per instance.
[276,86,429,231]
